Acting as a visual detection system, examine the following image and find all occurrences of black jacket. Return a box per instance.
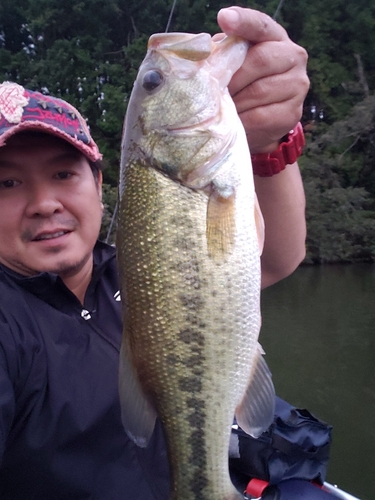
[0,242,333,500]
[0,241,170,499]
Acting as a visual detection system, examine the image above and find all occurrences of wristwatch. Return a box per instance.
[251,122,305,177]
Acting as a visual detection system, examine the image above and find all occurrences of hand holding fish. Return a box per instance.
[215,7,308,288]
[217,6,309,153]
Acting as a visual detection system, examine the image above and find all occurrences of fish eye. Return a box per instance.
[142,70,164,91]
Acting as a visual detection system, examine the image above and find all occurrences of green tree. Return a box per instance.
[301,96,375,263]
[1,0,375,261]
[280,0,375,121]
[0,0,146,184]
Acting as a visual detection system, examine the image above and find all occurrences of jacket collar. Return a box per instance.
[0,241,116,312]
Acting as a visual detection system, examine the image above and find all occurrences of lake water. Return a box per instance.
[260,264,375,500]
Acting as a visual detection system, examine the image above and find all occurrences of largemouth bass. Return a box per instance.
[117,32,275,500]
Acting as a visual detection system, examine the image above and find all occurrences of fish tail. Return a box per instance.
[222,489,245,500]
[170,488,243,500]
[223,490,244,500]
[170,478,244,500]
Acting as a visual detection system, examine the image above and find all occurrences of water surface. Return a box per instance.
[260,264,375,500]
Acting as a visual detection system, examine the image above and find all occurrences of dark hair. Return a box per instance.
[89,160,103,184]
[5,130,103,184]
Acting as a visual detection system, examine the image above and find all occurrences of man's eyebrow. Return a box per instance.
[0,151,84,168]
[50,151,85,163]
[0,160,16,168]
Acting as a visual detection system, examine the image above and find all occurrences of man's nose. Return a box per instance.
[25,183,64,217]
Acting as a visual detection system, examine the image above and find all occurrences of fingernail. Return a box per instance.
[220,7,240,28]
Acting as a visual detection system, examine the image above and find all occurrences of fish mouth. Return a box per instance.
[32,229,72,242]
[165,109,220,134]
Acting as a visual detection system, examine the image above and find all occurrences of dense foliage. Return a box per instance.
[1,0,374,261]
[302,97,375,263]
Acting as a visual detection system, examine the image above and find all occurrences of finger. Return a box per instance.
[228,40,306,96]
[236,75,309,151]
[217,7,288,43]
[234,77,298,115]
[230,47,309,111]
[240,96,305,153]
[212,33,225,42]
[240,97,304,137]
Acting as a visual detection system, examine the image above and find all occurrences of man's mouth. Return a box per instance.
[33,230,70,241]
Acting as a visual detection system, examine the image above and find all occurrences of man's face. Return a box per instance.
[0,133,103,279]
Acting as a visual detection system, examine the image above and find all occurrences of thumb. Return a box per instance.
[217,7,287,43]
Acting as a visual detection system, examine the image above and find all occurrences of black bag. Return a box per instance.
[229,397,332,487]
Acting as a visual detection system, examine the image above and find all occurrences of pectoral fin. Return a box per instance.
[118,338,157,448]
[254,194,265,256]
[235,343,275,438]
[206,189,236,260]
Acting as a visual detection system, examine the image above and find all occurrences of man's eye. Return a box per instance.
[56,172,73,180]
[0,179,18,189]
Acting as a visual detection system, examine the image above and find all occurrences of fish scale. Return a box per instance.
[118,164,253,499]
[117,32,275,500]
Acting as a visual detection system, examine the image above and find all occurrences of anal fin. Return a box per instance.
[235,343,275,438]
[254,193,265,255]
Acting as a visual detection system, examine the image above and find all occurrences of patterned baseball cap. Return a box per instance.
[0,81,102,162]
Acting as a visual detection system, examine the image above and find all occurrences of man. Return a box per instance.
[0,7,308,499]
